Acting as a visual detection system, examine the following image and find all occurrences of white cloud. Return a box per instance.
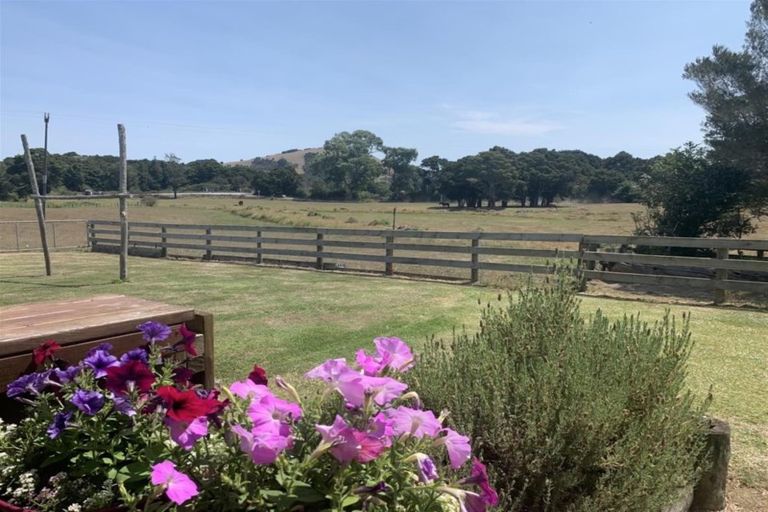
[446,107,563,136]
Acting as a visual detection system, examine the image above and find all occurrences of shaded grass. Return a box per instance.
[0,252,765,496]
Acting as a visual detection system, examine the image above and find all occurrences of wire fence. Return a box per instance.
[0,220,89,252]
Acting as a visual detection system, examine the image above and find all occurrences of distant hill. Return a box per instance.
[225,147,322,174]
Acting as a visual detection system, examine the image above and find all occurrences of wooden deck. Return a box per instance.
[0,294,214,392]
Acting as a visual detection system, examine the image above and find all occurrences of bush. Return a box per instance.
[139,195,157,207]
[409,276,710,511]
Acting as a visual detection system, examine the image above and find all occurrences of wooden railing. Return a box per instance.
[87,220,768,303]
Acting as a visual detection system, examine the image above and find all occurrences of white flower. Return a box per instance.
[66,504,83,512]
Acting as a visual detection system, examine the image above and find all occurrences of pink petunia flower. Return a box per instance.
[150,460,199,505]
[167,417,208,451]
[316,415,386,463]
[373,337,414,372]
[229,380,271,400]
[383,406,442,439]
[436,428,472,469]
[360,375,408,406]
[247,393,302,436]
[232,423,292,464]
[305,358,368,407]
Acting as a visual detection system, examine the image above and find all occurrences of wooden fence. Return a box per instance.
[87,220,768,303]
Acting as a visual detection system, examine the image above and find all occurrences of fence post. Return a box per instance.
[470,237,479,283]
[256,230,263,264]
[316,232,324,269]
[160,226,168,258]
[758,249,765,260]
[714,248,729,304]
[15,222,20,251]
[385,235,394,275]
[205,228,212,260]
[51,222,56,248]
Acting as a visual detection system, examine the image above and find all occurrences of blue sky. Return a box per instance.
[0,0,751,163]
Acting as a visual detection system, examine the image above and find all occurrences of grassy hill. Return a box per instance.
[225,147,322,174]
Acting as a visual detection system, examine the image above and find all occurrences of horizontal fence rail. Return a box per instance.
[87,220,768,303]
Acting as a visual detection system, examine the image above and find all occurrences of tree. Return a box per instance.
[163,153,186,199]
[419,156,448,201]
[633,143,754,242]
[684,0,768,215]
[306,130,385,199]
[383,147,419,200]
[252,163,302,197]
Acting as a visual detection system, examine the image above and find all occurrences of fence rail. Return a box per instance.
[86,220,768,303]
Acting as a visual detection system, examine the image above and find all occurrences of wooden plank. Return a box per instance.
[477,247,580,258]
[0,295,194,356]
[583,270,768,293]
[187,312,214,389]
[476,262,555,274]
[582,251,768,272]
[389,256,472,268]
[389,242,471,254]
[583,235,768,251]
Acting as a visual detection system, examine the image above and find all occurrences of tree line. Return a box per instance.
[0,139,655,207]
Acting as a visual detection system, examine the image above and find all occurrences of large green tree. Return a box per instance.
[306,130,385,199]
[684,0,768,214]
[383,146,419,200]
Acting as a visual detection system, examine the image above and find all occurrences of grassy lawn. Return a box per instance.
[1,251,766,507]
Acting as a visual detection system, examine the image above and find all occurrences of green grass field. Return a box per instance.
[1,251,765,509]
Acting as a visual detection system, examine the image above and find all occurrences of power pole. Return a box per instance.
[42,113,50,217]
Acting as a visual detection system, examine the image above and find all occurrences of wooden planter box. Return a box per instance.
[0,295,214,421]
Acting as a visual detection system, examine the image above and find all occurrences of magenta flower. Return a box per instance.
[229,379,271,400]
[71,389,105,415]
[414,453,439,483]
[150,460,199,505]
[384,406,442,438]
[176,324,198,356]
[316,415,386,463]
[356,349,388,376]
[247,393,302,437]
[167,417,208,450]
[138,321,172,343]
[460,459,499,506]
[437,428,472,469]
[360,375,408,406]
[368,414,394,446]
[232,423,291,464]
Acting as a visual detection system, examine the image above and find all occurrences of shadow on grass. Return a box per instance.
[0,278,114,289]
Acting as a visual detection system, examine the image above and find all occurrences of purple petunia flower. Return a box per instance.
[87,343,113,356]
[414,453,439,483]
[53,366,81,384]
[138,321,172,343]
[437,428,472,469]
[83,350,119,378]
[112,395,136,416]
[382,406,442,439]
[120,347,149,364]
[47,410,74,439]
[167,417,208,450]
[71,389,105,415]
[6,371,51,399]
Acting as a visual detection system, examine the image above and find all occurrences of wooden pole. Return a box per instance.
[316,232,324,269]
[714,248,729,305]
[471,237,479,283]
[42,113,50,218]
[385,235,394,275]
[21,134,52,275]
[118,124,128,281]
